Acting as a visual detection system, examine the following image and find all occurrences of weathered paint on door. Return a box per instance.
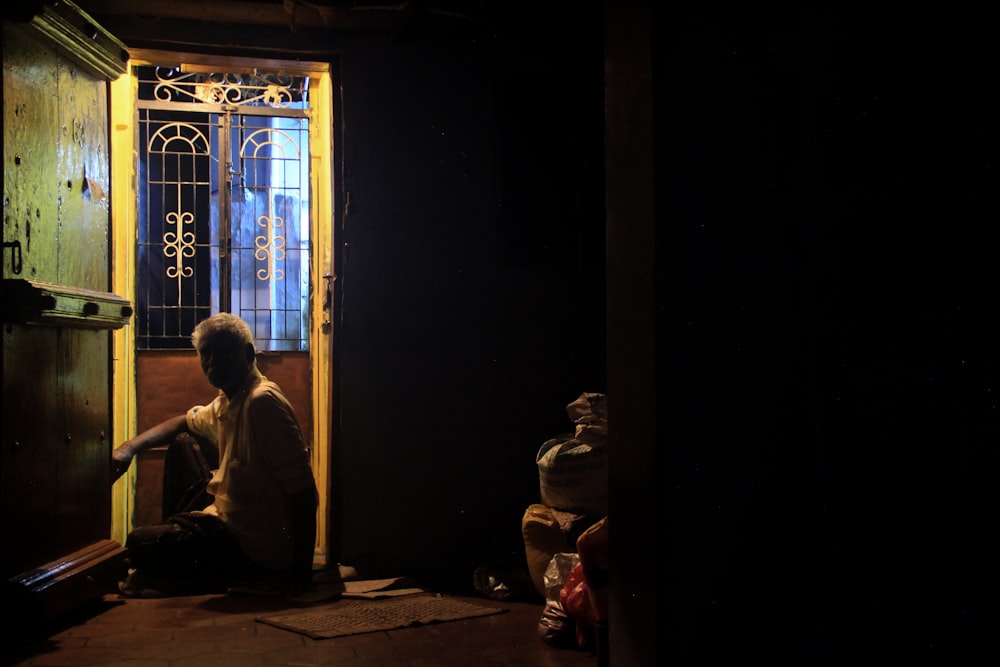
[1,21,115,575]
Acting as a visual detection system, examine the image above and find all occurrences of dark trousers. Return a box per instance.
[163,431,217,516]
[124,433,262,592]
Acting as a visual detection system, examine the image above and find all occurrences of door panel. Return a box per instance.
[227,115,312,351]
[2,23,115,577]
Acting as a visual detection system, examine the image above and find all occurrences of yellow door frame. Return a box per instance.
[110,53,334,567]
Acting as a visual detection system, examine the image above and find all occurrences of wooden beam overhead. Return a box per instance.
[72,0,459,31]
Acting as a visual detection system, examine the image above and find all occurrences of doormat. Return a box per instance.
[256,594,508,639]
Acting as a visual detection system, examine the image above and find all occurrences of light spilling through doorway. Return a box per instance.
[134,65,312,352]
[110,53,336,564]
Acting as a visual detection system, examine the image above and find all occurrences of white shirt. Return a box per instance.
[187,367,315,570]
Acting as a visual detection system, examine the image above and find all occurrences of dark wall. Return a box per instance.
[335,31,606,577]
[660,5,998,661]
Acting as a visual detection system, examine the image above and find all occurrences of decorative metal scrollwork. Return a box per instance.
[163,211,196,291]
[255,215,286,281]
[150,68,304,108]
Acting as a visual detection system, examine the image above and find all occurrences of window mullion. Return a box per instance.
[219,110,233,313]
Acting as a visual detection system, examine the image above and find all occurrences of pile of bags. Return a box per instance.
[521,392,609,653]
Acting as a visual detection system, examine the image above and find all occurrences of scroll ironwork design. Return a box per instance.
[149,67,304,108]
[242,128,301,283]
[163,211,196,293]
[255,215,286,281]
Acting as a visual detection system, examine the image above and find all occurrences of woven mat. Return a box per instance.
[256,594,507,639]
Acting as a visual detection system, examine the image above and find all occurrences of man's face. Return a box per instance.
[198,335,252,393]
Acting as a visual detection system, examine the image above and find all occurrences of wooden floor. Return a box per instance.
[3,574,598,667]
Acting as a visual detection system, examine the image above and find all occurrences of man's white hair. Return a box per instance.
[191,313,254,351]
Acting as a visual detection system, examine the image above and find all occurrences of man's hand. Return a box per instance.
[110,445,134,483]
[109,415,190,485]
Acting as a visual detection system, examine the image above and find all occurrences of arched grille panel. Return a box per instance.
[135,65,311,351]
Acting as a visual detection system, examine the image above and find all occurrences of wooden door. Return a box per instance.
[1,7,129,623]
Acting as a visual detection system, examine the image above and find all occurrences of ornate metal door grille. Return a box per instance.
[135,65,311,351]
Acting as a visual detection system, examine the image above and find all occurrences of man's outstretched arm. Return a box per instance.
[111,414,190,483]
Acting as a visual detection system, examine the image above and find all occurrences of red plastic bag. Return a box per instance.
[559,562,597,649]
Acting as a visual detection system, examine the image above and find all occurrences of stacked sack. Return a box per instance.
[522,392,608,648]
[537,391,608,518]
